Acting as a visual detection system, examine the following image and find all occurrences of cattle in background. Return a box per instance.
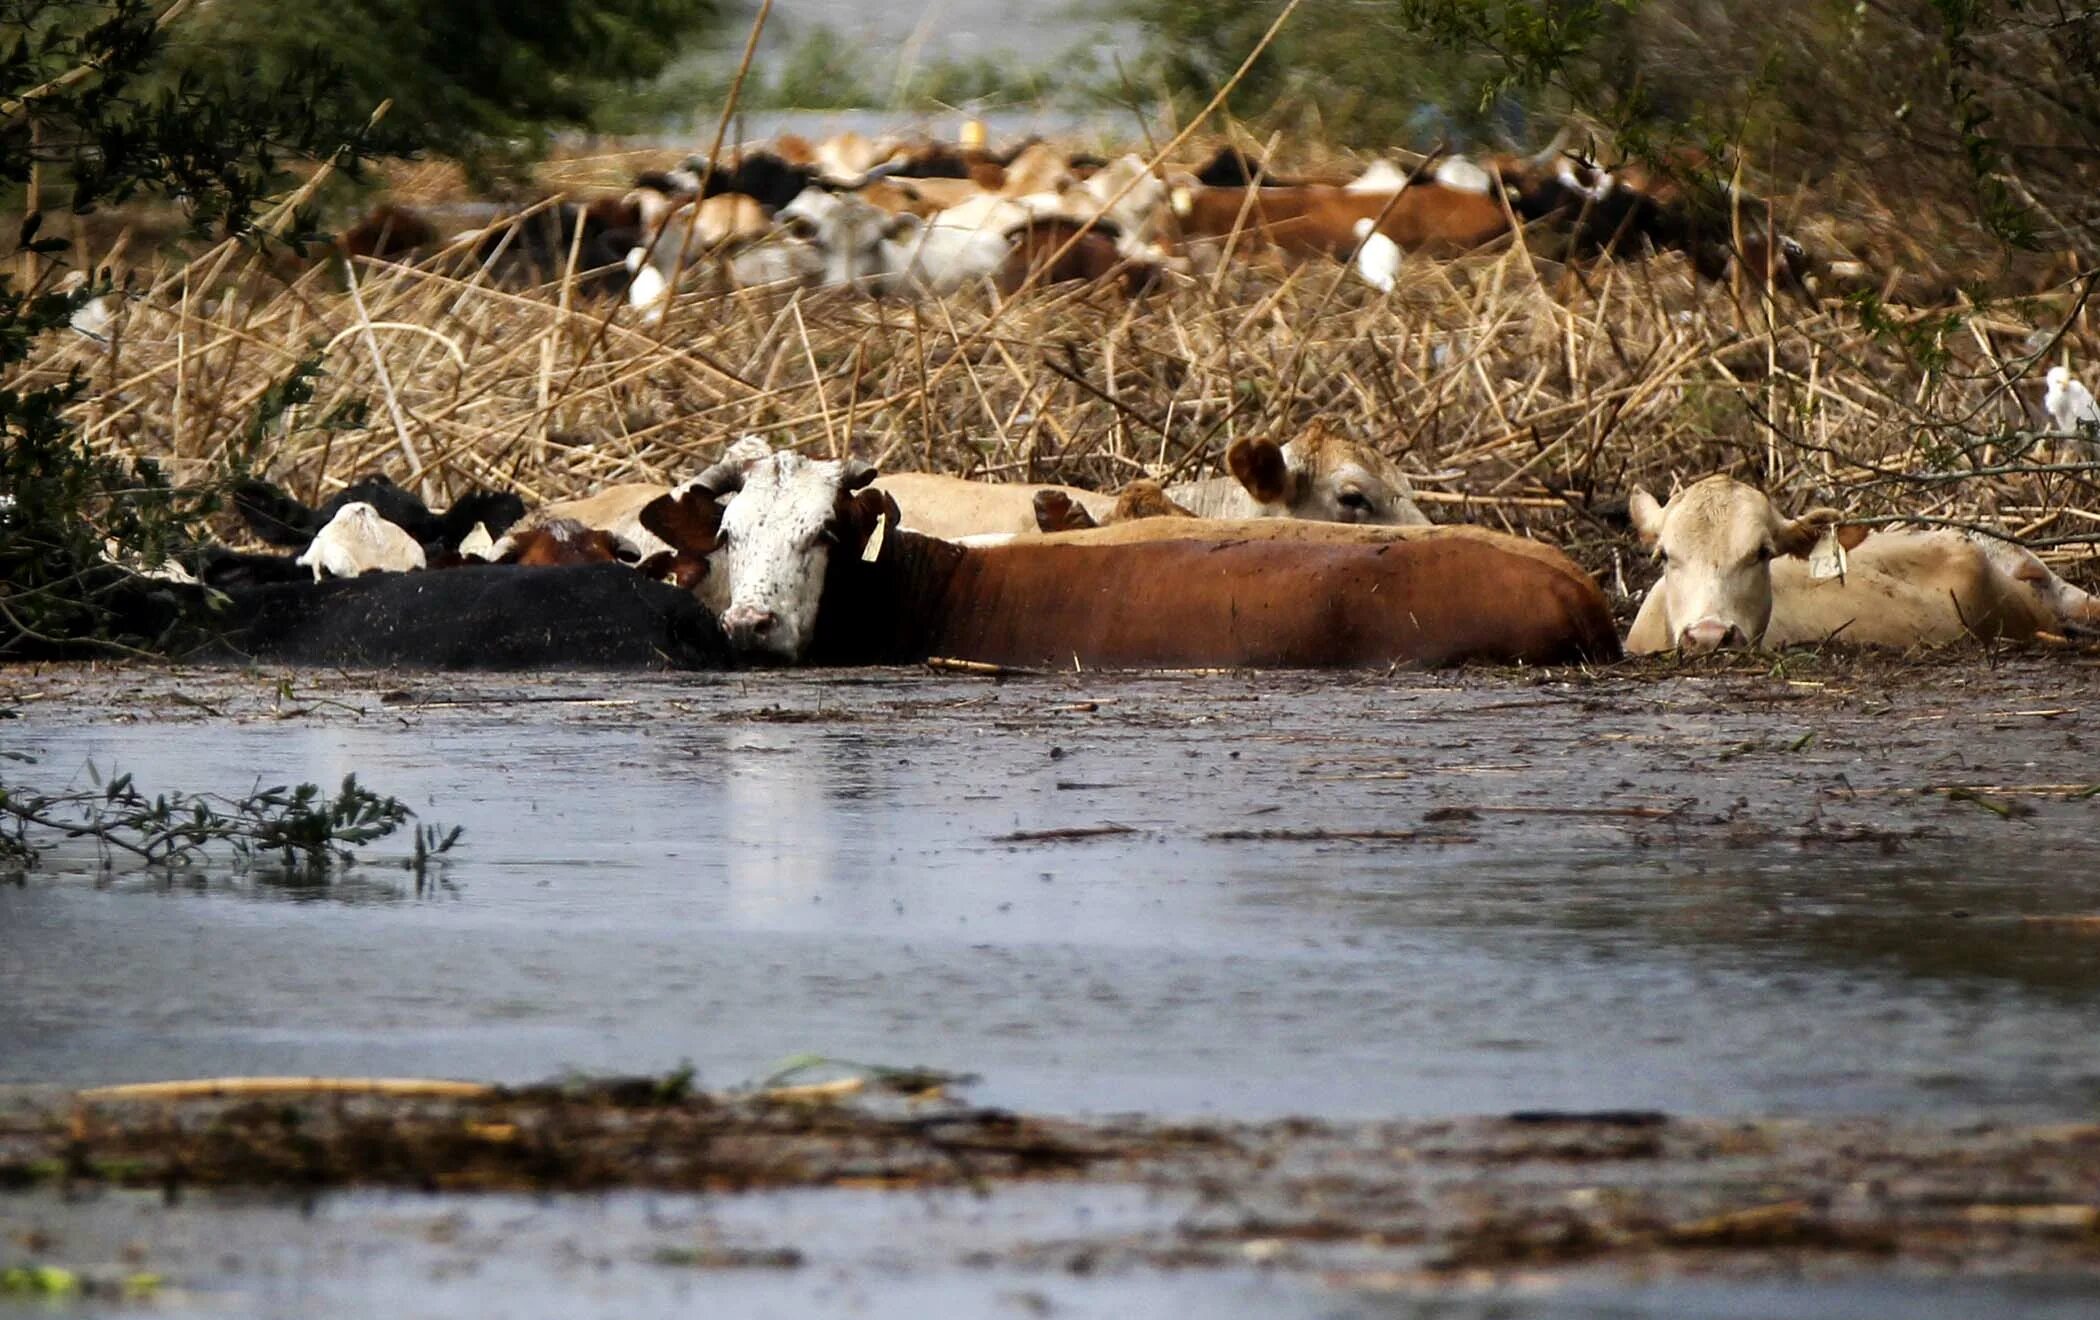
[294,503,428,580]
[337,197,643,295]
[1510,151,1814,293]
[1167,182,1510,262]
[341,204,439,261]
[1624,475,2100,652]
[995,216,1159,296]
[669,452,1617,667]
[624,175,774,318]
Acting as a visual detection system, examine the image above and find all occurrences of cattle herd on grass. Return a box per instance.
[101,127,2095,672]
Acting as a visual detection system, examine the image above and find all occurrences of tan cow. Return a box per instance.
[1626,475,2100,651]
[879,423,1426,538]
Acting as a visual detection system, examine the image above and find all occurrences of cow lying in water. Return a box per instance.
[643,451,1617,668]
[1625,475,2100,652]
[875,421,1430,538]
[195,563,727,670]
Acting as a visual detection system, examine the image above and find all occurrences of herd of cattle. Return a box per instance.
[136,128,2086,671]
[165,419,2098,672]
[341,128,1819,309]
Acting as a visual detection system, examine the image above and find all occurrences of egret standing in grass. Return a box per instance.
[2045,366,2100,458]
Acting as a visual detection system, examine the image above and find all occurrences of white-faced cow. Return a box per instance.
[655,452,1617,669]
[1626,475,2100,651]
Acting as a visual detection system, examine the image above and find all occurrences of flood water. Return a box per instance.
[6,659,2100,1313]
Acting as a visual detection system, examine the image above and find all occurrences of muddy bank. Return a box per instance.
[5,1083,2100,1284]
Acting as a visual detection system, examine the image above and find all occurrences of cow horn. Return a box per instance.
[846,160,908,189]
[1528,124,1573,168]
[689,457,747,497]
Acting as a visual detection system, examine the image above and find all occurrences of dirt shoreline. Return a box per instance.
[5,1083,2099,1282]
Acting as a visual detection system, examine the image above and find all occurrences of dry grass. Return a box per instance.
[22,153,2100,588]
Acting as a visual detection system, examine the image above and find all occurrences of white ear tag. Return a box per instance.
[1807,527,1848,581]
[861,512,888,563]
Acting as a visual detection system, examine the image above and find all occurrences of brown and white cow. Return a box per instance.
[1167,183,1511,261]
[665,452,1618,668]
[1625,475,2100,651]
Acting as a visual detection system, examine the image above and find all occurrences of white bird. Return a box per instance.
[1353,219,1400,294]
[56,271,114,345]
[2045,367,2100,456]
[296,502,427,581]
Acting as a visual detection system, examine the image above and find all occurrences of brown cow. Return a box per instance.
[994,216,1158,296]
[684,452,1618,667]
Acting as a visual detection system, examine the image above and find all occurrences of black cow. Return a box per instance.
[197,563,728,669]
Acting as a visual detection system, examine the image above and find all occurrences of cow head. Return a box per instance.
[637,438,775,595]
[776,188,920,293]
[701,451,892,662]
[1225,421,1428,525]
[1628,475,1841,652]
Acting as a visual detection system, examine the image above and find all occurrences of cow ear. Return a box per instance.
[1627,488,1666,547]
[840,458,879,492]
[1774,507,1842,558]
[839,488,899,560]
[1227,437,1291,505]
[1835,523,1870,552]
[639,488,724,556]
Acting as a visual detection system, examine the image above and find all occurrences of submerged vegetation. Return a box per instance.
[0,767,459,879]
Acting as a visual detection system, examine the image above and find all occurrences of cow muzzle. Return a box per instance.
[721,604,788,656]
[1677,619,1748,653]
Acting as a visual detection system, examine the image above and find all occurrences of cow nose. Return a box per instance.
[721,604,778,646]
[1679,619,1742,653]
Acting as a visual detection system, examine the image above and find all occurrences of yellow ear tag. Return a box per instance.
[862,512,888,563]
[1807,527,1848,581]
[1170,186,1193,216]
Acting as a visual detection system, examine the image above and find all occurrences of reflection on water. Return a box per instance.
[5,671,2100,1121]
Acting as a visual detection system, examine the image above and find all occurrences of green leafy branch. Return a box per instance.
[0,766,461,878]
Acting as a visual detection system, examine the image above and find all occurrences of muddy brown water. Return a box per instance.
[6,656,2100,1314]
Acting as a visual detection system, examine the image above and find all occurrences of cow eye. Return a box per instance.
[783,216,818,241]
[1338,491,1372,512]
